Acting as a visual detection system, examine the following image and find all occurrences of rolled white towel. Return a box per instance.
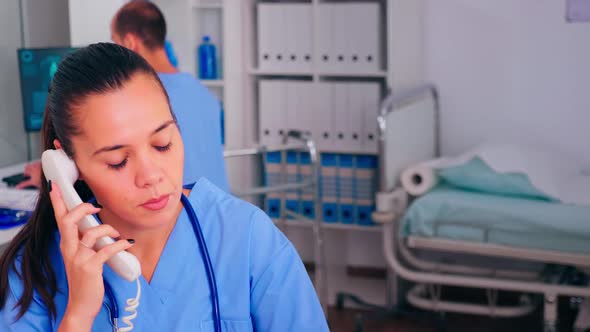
[400,164,439,196]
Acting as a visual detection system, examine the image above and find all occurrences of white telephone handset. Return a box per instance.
[41,149,141,282]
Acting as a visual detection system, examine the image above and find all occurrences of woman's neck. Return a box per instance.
[126,221,177,282]
[97,189,189,282]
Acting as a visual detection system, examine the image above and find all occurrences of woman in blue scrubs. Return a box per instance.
[0,43,328,331]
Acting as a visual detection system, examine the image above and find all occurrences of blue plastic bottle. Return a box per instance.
[164,40,179,68]
[198,35,218,79]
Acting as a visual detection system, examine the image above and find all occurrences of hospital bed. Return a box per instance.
[371,84,590,332]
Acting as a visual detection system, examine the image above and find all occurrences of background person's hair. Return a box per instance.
[0,42,172,320]
[113,0,167,50]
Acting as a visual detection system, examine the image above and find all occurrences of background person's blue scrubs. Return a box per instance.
[159,73,229,192]
[1,179,328,331]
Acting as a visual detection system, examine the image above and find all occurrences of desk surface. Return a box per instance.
[0,162,29,188]
[0,162,34,246]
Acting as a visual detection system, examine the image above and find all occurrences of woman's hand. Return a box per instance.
[15,161,42,189]
[49,181,134,331]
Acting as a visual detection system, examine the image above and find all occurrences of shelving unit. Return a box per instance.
[153,0,425,311]
[155,0,226,102]
[244,0,388,228]
[275,219,382,233]
[192,1,223,10]
[199,79,224,87]
[239,0,390,314]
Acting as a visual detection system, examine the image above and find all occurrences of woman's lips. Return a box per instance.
[141,194,170,211]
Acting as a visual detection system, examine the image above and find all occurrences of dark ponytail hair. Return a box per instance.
[0,43,170,319]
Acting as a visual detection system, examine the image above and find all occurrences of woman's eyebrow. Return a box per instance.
[152,120,176,135]
[93,120,175,156]
[93,144,126,156]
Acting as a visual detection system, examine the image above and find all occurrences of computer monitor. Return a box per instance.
[17,47,78,132]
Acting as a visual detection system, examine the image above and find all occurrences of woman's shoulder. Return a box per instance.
[189,178,283,236]
[188,178,291,265]
[190,178,261,213]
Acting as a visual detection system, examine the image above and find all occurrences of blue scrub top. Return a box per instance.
[1,179,328,331]
[159,73,229,192]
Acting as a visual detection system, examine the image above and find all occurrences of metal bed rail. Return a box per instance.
[377,83,439,194]
[223,131,328,315]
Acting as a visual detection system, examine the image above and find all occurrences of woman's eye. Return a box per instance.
[107,158,128,170]
[155,142,172,152]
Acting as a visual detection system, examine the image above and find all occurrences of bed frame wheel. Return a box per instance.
[431,311,446,332]
[336,293,345,311]
[544,293,558,332]
[543,323,557,332]
[354,313,364,332]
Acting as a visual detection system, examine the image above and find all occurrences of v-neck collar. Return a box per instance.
[103,188,200,304]
[144,198,191,301]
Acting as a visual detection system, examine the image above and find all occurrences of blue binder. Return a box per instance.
[355,155,377,226]
[338,154,355,224]
[320,153,339,223]
[285,151,300,220]
[299,152,315,220]
[264,151,282,220]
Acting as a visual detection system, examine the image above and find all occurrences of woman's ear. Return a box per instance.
[52,139,84,180]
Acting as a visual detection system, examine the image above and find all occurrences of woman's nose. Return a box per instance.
[135,156,164,188]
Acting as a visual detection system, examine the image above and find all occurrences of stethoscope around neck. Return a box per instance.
[99,184,222,332]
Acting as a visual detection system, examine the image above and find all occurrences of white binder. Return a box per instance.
[299,6,313,72]
[272,5,287,72]
[286,81,302,135]
[257,4,273,70]
[312,83,333,151]
[259,80,287,147]
[258,80,274,146]
[285,4,312,72]
[344,4,361,71]
[360,82,381,153]
[283,5,296,72]
[318,4,335,72]
[331,4,348,72]
[298,82,313,138]
[258,4,287,71]
[355,3,380,72]
[275,80,288,146]
[346,83,364,152]
[331,82,350,151]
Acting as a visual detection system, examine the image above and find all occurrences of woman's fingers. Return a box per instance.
[79,224,120,250]
[48,182,68,223]
[88,240,134,267]
[49,182,78,256]
[50,182,101,256]
[15,178,35,189]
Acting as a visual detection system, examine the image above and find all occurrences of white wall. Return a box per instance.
[388,0,425,92]
[425,0,590,165]
[0,0,26,167]
[69,0,126,46]
[22,0,70,48]
[21,0,71,159]
[0,0,73,167]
